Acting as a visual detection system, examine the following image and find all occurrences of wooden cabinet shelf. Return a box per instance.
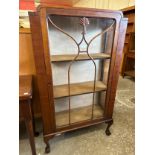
[54,81,107,98]
[50,53,111,62]
[128,21,134,24]
[124,70,135,77]
[127,51,135,58]
[129,50,135,52]
[126,31,134,35]
[55,104,104,127]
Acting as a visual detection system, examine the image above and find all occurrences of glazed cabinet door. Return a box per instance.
[44,10,118,129]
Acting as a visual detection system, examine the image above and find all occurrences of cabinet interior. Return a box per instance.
[47,15,115,128]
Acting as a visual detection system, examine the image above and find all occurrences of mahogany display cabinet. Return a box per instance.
[120,6,135,78]
[29,6,127,153]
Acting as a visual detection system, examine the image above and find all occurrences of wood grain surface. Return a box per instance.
[54,81,107,98]
[19,28,41,118]
[51,53,111,62]
[19,75,32,100]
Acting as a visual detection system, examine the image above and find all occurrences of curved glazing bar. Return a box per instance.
[48,16,80,51]
[87,21,115,47]
[86,21,115,119]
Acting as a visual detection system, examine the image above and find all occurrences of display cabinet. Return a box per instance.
[120,6,135,78]
[29,6,127,153]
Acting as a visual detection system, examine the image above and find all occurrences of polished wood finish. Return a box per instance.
[54,81,107,98]
[120,6,135,78]
[29,6,127,153]
[19,28,35,75]
[127,51,135,58]
[51,53,111,62]
[29,12,56,136]
[19,75,37,155]
[19,75,32,100]
[19,28,41,118]
[104,18,128,119]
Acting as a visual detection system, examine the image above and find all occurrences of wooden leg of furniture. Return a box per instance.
[44,137,51,154]
[105,119,113,136]
[31,103,39,137]
[21,100,37,155]
[25,119,37,155]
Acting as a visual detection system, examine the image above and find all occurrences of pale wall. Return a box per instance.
[74,0,135,10]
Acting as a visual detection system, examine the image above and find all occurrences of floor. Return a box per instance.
[19,76,135,155]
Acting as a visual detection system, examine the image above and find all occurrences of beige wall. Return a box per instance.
[74,0,135,10]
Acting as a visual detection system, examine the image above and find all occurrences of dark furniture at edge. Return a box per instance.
[120,6,135,78]
[19,29,41,119]
[19,75,37,155]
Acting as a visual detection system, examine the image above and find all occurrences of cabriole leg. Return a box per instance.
[105,119,113,136]
[44,137,50,153]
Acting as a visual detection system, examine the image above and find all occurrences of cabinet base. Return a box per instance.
[44,119,113,153]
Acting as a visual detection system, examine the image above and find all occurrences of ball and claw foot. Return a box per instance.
[105,120,113,136]
[45,141,50,154]
[105,128,111,136]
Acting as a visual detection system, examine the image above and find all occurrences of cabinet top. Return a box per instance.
[35,5,123,18]
[121,6,135,13]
